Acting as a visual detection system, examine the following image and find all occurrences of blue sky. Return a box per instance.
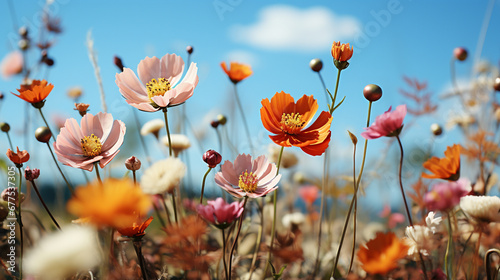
[1,0,499,208]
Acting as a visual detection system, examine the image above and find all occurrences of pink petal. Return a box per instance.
[219,160,239,186]
[99,150,120,169]
[115,69,149,103]
[101,119,126,153]
[137,56,161,86]
[80,113,103,139]
[151,94,171,108]
[160,54,185,86]
[169,83,194,105]
[126,100,158,112]
[177,62,199,88]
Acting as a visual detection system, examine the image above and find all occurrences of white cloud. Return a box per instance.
[230,5,361,52]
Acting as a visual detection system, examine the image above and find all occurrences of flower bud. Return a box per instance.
[0,92,4,100]
[217,114,227,125]
[114,55,125,72]
[24,166,40,181]
[309,58,323,72]
[0,122,10,132]
[18,26,28,37]
[1,188,23,205]
[203,150,222,168]
[74,103,90,117]
[211,120,220,128]
[453,47,468,61]
[430,123,443,136]
[18,39,30,51]
[186,46,194,54]
[494,77,500,92]
[125,156,141,171]
[35,126,52,143]
[363,84,382,102]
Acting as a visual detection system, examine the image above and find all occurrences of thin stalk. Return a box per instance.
[444,212,453,280]
[45,142,74,194]
[317,71,329,105]
[228,197,248,280]
[30,180,61,230]
[132,109,152,166]
[396,136,429,280]
[221,228,229,280]
[330,102,372,279]
[248,199,265,279]
[152,202,167,228]
[485,249,500,280]
[162,108,173,157]
[472,231,483,280]
[200,168,212,204]
[262,146,284,278]
[312,149,329,278]
[216,127,223,155]
[159,194,173,226]
[170,193,178,224]
[233,83,254,153]
[5,132,14,151]
[133,240,149,280]
[329,69,342,114]
[17,167,23,280]
[94,163,102,184]
[132,170,137,185]
[348,142,358,274]
[38,108,55,142]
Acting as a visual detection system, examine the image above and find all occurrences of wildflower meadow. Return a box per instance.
[0,1,500,280]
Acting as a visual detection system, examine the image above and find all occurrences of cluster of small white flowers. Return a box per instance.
[404,212,442,259]
[460,195,500,223]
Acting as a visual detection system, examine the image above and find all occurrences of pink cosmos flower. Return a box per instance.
[215,154,281,198]
[53,112,126,171]
[424,178,471,212]
[298,185,320,206]
[379,205,405,229]
[115,53,198,112]
[1,51,23,79]
[196,197,244,229]
[361,105,407,139]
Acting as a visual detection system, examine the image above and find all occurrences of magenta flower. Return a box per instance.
[53,112,126,171]
[424,178,471,212]
[196,198,244,229]
[115,53,198,112]
[361,105,407,139]
[215,154,281,198]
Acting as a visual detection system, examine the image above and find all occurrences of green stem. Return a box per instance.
[484,249,500,280]
[221,228,229,280]
[162,108,173,157]
[94,162,102,184]
[132,170,137,185]
[317,71,329,105]
[45,142,74,195]
[348,142,358,274]
[215,127,223,155]
[5,131,14,151]
[312,149,329,278]
[17,167,23,280]
[152,202,167,228]
[132,109,152,166]
[38,108,56,142]
[31,180,61,230]
[200,168,212,204]
[263,146,284,278]
[170,192,178,224]
[444,212,453,280]
[233,83,254,153]
[472,231,483,280]
[329,69,342,114]
[133,239,149,280]
[228,197,248,280]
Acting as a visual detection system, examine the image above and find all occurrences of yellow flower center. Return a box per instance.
[238,171,258,193]
[146,78,171,106]
[81,134,102,157]
[280,112,305,134]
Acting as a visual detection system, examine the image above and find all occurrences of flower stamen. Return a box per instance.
[238,171,258,193]
[280,113,305,134]
[146,78,171,106]
[81,134,102,157]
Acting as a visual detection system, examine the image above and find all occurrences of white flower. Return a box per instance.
[282,212,305,228]
[140,119,164,137]
[425,211,442,234]
[460,195,500,223]
[140,157,186,194]
[24,225,101,280]
[404,225,434,258]
[161,134,191,156]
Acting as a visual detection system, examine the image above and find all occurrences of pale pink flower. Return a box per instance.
[53,112,126,171]
[115,53,198,112]
[361,105,407,139]
[379,205,405,229]
[1,51,23,79]
[424,178,471,212]
[196,197,244,229]
[215,154,281,198]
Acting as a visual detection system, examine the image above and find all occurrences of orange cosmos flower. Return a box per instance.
[12,79,53,106]
[331,41,353,62]
[260,91,332,156]
[422,144,460,181]
[357,232,409,275]
[220,61,252,84]
[6,147,30,166]
[118,216,153,238]
[67,178,151,229]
